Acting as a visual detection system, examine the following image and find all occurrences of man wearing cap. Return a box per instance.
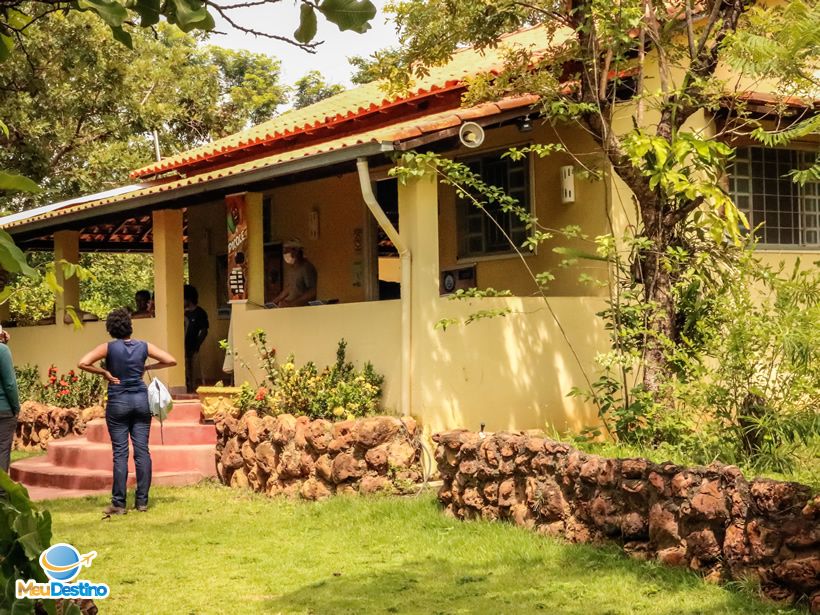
[273,238,318,307]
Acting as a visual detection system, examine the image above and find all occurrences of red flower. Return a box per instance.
[58,390,69,396]
[59,380,68,387]
[255,387,268,401]
[49,376,57,383]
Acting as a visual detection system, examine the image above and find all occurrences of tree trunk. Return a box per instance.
[638,205,677,396]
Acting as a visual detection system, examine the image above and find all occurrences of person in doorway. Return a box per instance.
[78,309,176,514]
[132,289,153,318]
[0,328,19,479]
[183,284,209,392]
[272,238,317,307]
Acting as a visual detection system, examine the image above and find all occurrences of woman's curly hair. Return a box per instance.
[105,308,133,340]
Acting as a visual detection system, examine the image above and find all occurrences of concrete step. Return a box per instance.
[166,401,204,422]
[84,419,216,445]
[10,456,209,491]
[45,438,216,475]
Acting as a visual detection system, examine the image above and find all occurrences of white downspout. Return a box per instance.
[356,158,412,416]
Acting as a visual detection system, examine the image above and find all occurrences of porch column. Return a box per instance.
[152,209,186,389]
[54,230,80,324]
[397,174,439,422]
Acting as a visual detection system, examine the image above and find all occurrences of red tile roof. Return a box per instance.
[130,25,569,180]
[3,94,538,231]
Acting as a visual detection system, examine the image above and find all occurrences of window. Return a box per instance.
[457,150,531,258]
[730,148,820,246]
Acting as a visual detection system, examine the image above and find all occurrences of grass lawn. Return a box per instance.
[41,482,802,615]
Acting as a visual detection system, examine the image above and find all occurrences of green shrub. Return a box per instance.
[15,364,41,404]
[234,333,384,420]
[16,364,105,408]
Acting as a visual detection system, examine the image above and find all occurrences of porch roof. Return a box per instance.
[130,25,564,181]
[0,94,539,244]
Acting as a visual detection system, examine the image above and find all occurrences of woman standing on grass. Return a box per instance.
[79,308,176,515]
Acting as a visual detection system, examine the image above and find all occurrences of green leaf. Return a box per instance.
[0,120,7,138]
[0,34,13,63]
[318,0,376,33]
[110,25,133,48]
[133,0,161,26]
[0,172,40,194]
[76,0,128,27]
[167,0,215,32]
[0,470,32,515]
[294,5,318,44]
[552,246,608,262]
[0,230,36,277]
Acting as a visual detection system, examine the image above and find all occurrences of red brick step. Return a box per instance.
[10,400,217,500]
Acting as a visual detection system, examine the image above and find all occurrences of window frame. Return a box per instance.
[454,146,536,262]
[729,146,820,251]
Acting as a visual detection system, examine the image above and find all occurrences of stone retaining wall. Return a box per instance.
[434,430,820,612]
[14,401,104,450]
[215,411,423,499]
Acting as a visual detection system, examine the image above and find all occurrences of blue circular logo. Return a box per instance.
[40,544,81,582]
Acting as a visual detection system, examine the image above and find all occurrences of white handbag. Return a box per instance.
[147,377,173,443]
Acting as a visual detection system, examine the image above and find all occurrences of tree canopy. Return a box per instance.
[291,70,345,109]
[0,13,288,211]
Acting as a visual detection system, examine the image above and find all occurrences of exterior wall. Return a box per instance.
[436,122,611,297]
[401,174,608,437]
[267,173,372,305]
[413,295,607,435]
[9,317,164,377]
[229,300,402,412]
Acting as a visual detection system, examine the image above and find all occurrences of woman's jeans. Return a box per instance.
[106,390,152,508]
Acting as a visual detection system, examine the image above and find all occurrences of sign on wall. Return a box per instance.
[226,193,249,302]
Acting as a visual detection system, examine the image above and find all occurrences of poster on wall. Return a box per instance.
[226,193,249,302]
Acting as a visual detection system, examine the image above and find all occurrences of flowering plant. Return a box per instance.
[233,335,383,420]
[39,365,104,408]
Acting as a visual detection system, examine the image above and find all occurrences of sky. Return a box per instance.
[210,0,398,89]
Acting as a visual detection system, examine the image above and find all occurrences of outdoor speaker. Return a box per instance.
[458,122,485,148]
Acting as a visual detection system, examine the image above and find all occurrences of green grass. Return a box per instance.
[41,483,802,615]
[11,449,41,463]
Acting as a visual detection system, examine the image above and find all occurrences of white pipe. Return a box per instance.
[356,158,412,417]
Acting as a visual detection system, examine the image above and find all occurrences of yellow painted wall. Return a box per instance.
[267,173,371,305]
[9,317,164,377]
[229,300,402,411]
[414,296,607,435]
[436,123,611,297]
[400,173,609,436]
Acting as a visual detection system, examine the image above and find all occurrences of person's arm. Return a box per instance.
[78,343,119,384]
[0,346,20,415]
[145,343,177,371]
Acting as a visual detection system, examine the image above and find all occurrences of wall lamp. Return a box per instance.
[517,115,533,132]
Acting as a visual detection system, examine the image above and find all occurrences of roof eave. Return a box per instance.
[5,141,395,237]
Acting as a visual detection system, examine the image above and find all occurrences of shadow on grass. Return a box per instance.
[263,547,783,615]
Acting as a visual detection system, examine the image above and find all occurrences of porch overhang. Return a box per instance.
[3,141,394,246]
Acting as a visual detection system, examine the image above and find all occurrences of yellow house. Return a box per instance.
[1,26,817,438]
